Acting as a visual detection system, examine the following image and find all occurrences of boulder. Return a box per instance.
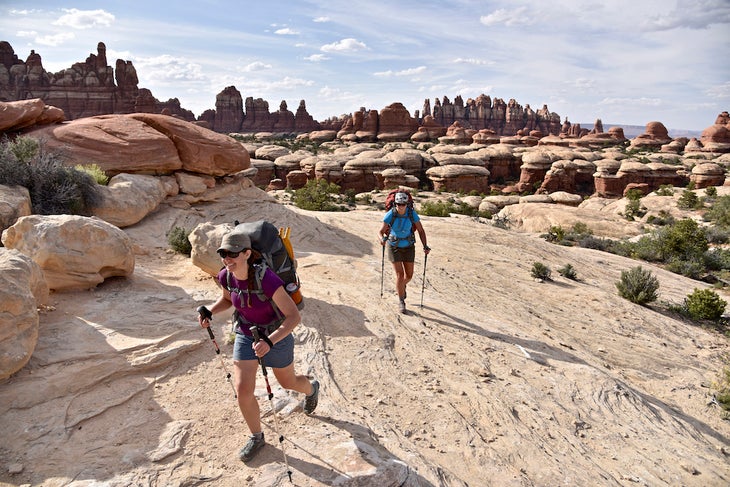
[691,162,726,189]
[92,174,171,228]
[189,222,233,276]
[0,99,64,132]
[0,249,48,380]
[27,113,250,176]
[1,215,135,291]
[426,164,490,193]
[0,184,32,235]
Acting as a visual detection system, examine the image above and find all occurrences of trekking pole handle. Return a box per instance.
[250,326,261,342]
[196,306,215,340]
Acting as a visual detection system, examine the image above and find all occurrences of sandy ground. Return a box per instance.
[1,185,729,486]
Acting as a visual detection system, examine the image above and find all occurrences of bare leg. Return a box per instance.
[234,359,263,434]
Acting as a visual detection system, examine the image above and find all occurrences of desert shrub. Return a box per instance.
[492,214,510,229]
[578,235,613,251]
[677,189,701,210]
[544,225,565,243]
[665,257,704,280]
[557,263,578,280]
[646,210,675,226]
[168,226,192,256]
[0,137,102,215]
[684,288,727,321]
[655,185,675,196]
[75,164,109,185]
[530,262,552,281]
[616,266,659,304]
[654,219,707,262]
[292,179,344,211]
[705,195,730,228]
[704,186,718,200]
[622,189,647,220]
[704,248,730,271]
[420,199,490,218]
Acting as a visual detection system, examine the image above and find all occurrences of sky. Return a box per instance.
[1,0,729,132]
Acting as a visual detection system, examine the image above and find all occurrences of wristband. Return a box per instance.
[423,245,431,251]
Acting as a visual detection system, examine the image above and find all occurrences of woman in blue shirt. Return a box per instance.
[378,191,430,313]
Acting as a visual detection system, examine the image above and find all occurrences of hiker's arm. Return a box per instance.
[198,290,233,328]
[377,222,390,245]
[414,221,430,254]
[262,287,301,346]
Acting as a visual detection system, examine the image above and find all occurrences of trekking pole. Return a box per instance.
[420,253,428,309]
[380,240,386,297]
[250,326,293,483]
[196,306,237,398]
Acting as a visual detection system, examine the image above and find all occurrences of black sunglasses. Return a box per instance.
[396,203,406,206]
[218,249,243,259]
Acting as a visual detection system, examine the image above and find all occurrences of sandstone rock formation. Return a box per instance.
[0,249,48,381]
[1,214,135,291]
[0,41,194,122]
[27,112,250,176]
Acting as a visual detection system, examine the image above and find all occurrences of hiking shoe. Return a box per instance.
[304,380,320,415]
[239,433,265,462]
[398,298,407,314]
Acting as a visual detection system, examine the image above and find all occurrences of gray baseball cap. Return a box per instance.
[217,231,251,252]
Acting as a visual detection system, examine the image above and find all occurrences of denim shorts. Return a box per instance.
[233,332,294,368]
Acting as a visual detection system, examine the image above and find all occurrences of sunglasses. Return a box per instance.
[396,203,407,207]
[218,249,243,259]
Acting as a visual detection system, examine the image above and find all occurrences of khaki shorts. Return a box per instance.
[387,244,415,263]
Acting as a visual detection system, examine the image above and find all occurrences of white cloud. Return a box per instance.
[274,28,299,35]
[133,55,206,82]
[321,38,367,53]
[240,61,273,72]
[453,58,493,66]
[642,1,730,31]
[313,16,330,23]
[9,9,41,15]
[599,97,663,107]
[479,7,534,27]
[374,66,427,77]
[706,82,730,99]
[52,9,115,29]
[17,30,37,37]
[35,32,76,47]
[304,54,329,62]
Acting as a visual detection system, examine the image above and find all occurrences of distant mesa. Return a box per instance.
[1,40,565,140]
[0,40,726,152]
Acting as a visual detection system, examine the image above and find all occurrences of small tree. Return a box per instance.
[167,226,192,256]
[684,288,727,321]
[616,266,659,304]
[531,262,552,281]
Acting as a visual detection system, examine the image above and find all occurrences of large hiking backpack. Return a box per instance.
[223,220,303,333]
[383,189,416,246]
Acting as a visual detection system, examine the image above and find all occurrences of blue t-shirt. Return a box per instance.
[383,208,420,248]
[217,267,284,333]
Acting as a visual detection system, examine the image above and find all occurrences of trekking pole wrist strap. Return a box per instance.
[261,334,274,348]
[423,245,431,251]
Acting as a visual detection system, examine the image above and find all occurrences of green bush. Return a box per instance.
[655,185,675,196]
[292,179,344,211]
[655,219,707,262]
[616,266,659,304]
[705,195,730,228]
[420,200,491,218]
[557,263,578,280]
[167,226,192,256]
[0,136,102,215]
[530,262,552,281]
[75,164,109,185]
[677,189,701,210]
[684,288,727,321]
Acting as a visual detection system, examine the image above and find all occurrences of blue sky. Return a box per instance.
[1,0,729,131]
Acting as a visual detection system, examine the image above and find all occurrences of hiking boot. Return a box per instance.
[398,297,407,314]
[304,380,320,415]
[239,433,265,462]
